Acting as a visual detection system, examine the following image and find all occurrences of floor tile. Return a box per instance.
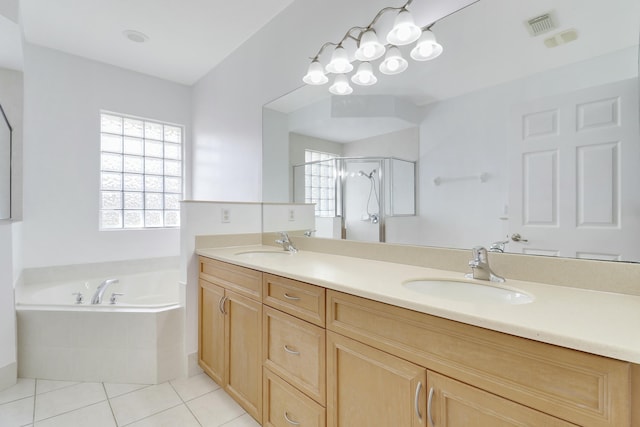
[170,373,219,402]
[103,382,149,399]
[222,413,260,427]
[125,405,201,427]
[0,379,35,405]
[34,382,106,421]
[35,380,79,395]
[187,388,245,427]
[34,401,115,427]
[0,396,34,427]
[109,382,182,426]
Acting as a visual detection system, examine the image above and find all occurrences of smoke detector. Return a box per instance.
[525,12,557,37]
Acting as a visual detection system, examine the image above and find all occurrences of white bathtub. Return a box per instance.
[16,269,184,384]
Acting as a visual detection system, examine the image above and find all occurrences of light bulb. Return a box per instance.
[355,29,386,61]
[351,62,377,86]
[325,46,353,74]
[396,26,412,42]
[302,60,328,85]
[410,30,443,61]
[387,9,421,45]
[362,45,376,58]
[418,44,434,57]
[379,46,408,75]
[387,59,399,71]
[329,74,353,95]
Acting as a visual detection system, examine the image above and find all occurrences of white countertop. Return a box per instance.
[197,245,640,364]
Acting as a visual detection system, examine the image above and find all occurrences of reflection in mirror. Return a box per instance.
[0,102,11,220]
[263,0,640,262]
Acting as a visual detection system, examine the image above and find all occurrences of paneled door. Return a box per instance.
[508,79,639,261]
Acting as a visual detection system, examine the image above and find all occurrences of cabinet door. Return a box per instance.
[427,372,577,427]
[199,279,225,385]
[327,331,426,427]
[225,289,263,423]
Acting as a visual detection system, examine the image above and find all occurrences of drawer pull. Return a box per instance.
[283,293,301,301]
[284,411,301,425]
[283,345,300,355]
[415,381,423,421]
[427,386,435,427]
[218,296,228,315]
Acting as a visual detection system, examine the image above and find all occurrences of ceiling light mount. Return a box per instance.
[123,30,149,44]
[302,0,445,95]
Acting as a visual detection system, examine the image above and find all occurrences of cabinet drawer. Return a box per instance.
[199,256,262,301]
[263,306,326,405]
[263,273,325,327]
[263,368,326,427]
[327,290,630,427]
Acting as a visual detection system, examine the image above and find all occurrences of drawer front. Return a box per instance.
[199,256,262,301]
[263,306,326,405]
[263,273,325,327]
[327,290,630,427]
[263,368,326,427]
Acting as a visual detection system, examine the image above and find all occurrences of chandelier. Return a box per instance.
[302,0,444,95]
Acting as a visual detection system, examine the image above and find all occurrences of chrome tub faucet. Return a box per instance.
[276,232,298,253]
[91,278,119,304]
[466,246,505,282]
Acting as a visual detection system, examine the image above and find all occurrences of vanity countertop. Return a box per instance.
[196,245,640,364]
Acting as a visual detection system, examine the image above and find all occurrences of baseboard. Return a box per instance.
[0,361,17,391]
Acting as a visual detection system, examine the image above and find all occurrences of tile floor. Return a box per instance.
[0,374,260,427]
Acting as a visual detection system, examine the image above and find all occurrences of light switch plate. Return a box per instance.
[221,208,231,223]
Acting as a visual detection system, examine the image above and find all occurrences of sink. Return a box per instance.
[234,250,292,258]
[403,279,534,305]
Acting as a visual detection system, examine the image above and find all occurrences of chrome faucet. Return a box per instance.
[488,239,509,253]
[91,279,119,304]
[275,232,298,253]
[465,246,505,282]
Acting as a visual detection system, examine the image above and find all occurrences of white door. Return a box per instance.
[508,79,640,261]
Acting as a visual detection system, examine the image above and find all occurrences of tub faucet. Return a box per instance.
[465,246,505,282]
[275,232,298,253]
[91,279,119,304]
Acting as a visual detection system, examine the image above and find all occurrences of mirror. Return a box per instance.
[263,0,640,262]
[0,102,11,220]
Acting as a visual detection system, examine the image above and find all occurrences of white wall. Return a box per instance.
[0,66,22,390]
[191,0,398,202]
[21,44,191,268]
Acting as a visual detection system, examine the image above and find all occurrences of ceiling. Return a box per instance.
[3,0,296,85]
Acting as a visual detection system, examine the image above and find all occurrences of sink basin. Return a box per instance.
[234,250,292,258]
[403,279,534,305]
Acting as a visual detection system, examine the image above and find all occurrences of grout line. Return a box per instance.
[119,403,184,427]
[167,380,204,427]
[34,379,82,396]
[102,382,119,426]
[31,379,36,426]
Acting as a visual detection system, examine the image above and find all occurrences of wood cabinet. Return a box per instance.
[199,257,263,422]
[327,331,426,427]
[199,258,639,427]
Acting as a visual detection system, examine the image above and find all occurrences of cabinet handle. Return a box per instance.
[414,381,423,421]
[283,345,300,355]
[284,411,301,425]
[219,296,228,315]
[427,386,435,427]
[283,293,300,301]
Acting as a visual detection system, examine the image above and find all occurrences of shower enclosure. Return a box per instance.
[293,157,415,242]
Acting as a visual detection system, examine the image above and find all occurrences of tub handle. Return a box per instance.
[110,293,124,305]
[72,292,84,304]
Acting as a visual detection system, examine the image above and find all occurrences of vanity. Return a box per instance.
[195,244,640,427]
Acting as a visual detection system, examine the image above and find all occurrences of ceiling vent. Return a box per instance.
[544,29,579,48]
[526,12,556,37]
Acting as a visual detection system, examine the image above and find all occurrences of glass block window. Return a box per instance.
[305,150,336,217]
[100,112,183,229]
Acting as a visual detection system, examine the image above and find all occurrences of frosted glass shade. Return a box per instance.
[329,74,353,95]
[379,46,408,75]
[351,62,377,86]
[325,46,353,74]
[303,60,328,85]
[410,30,443,61]
[386,9,421,46]
[355,29,386,61]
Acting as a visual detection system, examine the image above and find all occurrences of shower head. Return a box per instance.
[358,169,376,179]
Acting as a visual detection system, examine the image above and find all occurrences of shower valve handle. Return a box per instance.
[110,293,125,304]
[72,292,84,304]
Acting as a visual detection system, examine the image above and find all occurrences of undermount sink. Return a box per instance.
[403,279,534,305]
[234,250,292,258]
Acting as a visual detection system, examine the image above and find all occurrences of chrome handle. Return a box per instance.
[414,381,423,421]
[283,345,300,355]
[510,233,528,242]
[71,292,83,304]
[284,411,300,425]
[109,292,124,304]
[283,293,300,301]
[427,387,435,427]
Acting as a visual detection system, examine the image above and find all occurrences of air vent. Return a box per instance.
[526,13,556,37]
[544,29,579,48]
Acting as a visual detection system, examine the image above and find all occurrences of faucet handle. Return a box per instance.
[110,293,124,305]
[72,292,84,304]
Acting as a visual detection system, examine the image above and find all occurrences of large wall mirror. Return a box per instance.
[0,102,11,220]
[263,0,640,262]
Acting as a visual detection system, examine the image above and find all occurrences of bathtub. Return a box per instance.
[16,269,183,384]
